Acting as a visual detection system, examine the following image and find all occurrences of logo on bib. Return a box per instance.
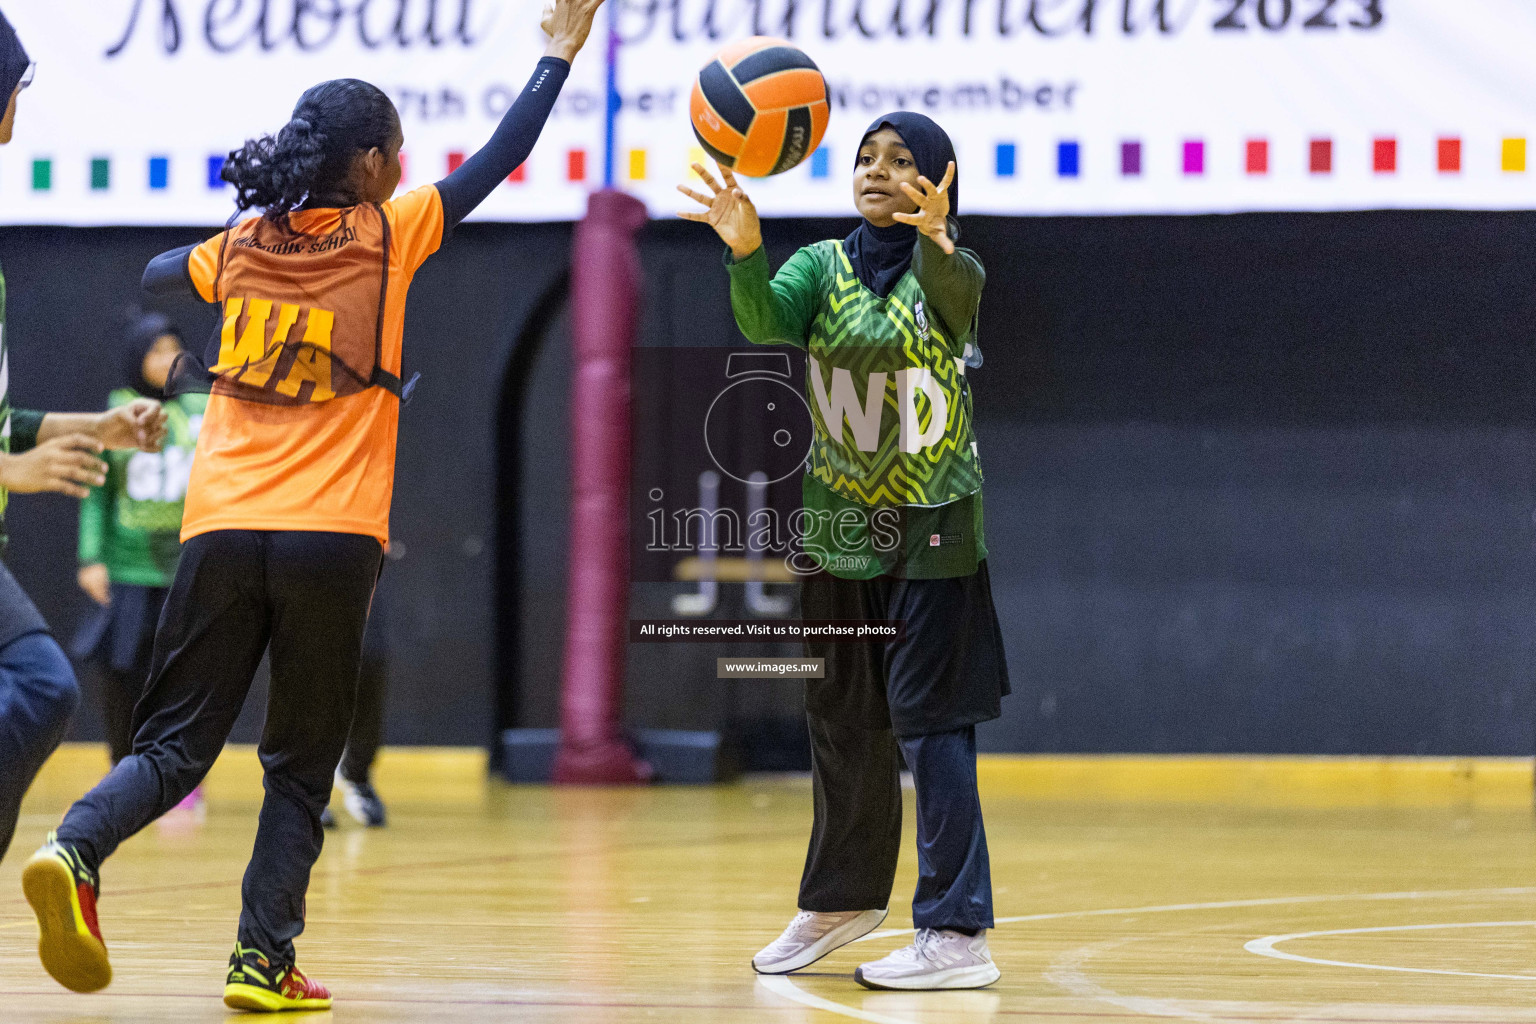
[913,300,931,342]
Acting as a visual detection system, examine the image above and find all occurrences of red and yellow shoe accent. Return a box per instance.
[223,944,333,1012]
[21,833,111,993]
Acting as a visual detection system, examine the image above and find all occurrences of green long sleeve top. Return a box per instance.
[726,234,989,580]
[77,388,207,586]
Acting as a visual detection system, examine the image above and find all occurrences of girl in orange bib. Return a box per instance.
[23,0,604,1008]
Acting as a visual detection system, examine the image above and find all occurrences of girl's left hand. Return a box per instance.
[96,399,168,453]
[893,160,956,255]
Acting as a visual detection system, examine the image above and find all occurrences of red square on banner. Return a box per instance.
[1438,137,1462,173]
[508,163,526,184]
[567,149,586,182]
[1373,138,1396,173]
[447,151,465,174]
[1246,139,1268,175]
[1309,139,1332,174]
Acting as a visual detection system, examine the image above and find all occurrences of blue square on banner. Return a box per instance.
[1057,142,1080,178]
[810,147,829,179]
[207,155,226,189]
[995,143,1016,178]
[149,157,169,190]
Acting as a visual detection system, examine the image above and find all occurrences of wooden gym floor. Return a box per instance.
[4,746,1536,1022]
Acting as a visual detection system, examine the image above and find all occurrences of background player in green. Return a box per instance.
[679,112,1010,990]
[73,312,206,778]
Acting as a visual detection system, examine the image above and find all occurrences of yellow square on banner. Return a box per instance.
[1502,138,1527,172]
[688,147,706,179]
[628,149,647,181]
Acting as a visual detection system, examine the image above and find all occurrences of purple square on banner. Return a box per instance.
[1121,141,1142,176]
[1183,140,1205,175]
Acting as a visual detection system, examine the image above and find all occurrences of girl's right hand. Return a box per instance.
[677,162,763,261]
[79,563,111,607]
[543,0,606,63]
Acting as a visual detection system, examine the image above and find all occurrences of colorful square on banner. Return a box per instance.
[628,149,647,181]
[809,147,829,179]
[148,156,169,190]
[207,155,225,189]
[1182,140,1204,176]
[508,163,526,184]
[567,149,587,182]
[91,158,110,191]
[1246,139,1268,175]
[447,151,465,174]
[32,158,50,191]
[1437,137,1462,173]
[995,143,1016,178]
[1373,138,1396,173]
[1309,139,1332,174]
[1057,141,1079,178]
[1502,138,1527,172]
[1120,141,1142,177]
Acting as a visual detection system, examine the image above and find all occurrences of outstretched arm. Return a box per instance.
[436,0,604,229]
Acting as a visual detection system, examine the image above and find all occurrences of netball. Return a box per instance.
[689,37,828,177]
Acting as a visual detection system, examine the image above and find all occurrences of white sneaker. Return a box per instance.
[855,928,1000,990]
[751,908,888,974]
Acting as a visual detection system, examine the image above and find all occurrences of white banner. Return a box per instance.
[0,0,1532,224]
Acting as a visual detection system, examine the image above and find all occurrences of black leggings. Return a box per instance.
[57,529,382,962]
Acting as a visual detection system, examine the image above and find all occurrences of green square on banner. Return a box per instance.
[91,158,110,191]
[31,158,50,191]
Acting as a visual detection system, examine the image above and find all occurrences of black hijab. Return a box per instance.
[122,310,180,399]
[843,111,959,299]
[0,10,29,102]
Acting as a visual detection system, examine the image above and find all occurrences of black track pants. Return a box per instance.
[57,529,382,963]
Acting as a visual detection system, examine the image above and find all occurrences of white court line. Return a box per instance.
[766,887,1536,1024]
[1244,920,1536,981]
[756,976,932,1024]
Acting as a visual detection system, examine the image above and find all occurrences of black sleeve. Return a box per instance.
[436,56,570,231]
[9,409,44,453]
[142,243,200,300]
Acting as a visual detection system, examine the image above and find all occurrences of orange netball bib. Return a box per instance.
[172,205,408,404]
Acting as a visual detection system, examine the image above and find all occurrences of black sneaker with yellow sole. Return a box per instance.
[223,944,333,1012]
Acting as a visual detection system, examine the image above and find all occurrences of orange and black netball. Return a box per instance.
[689,37,829,177]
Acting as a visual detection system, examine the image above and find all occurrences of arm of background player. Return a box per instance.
[911,234,985,350]
[726,246,821,349]
[142,244,199,300]
[435,57,570,231]
[78,474,107,566]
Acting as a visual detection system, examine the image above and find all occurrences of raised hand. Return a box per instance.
[893,160,956,255]
[677,162,763,261]
[543,0,606,63]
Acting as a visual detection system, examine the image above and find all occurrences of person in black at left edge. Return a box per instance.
[0,8,168,864]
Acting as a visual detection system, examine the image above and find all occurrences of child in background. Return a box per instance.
[73,311,206,776]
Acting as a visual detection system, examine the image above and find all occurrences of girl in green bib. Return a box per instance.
[680,111,1010,991]
[73,312,206,769]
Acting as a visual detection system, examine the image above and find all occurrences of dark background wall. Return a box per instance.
[2,209,1532,756]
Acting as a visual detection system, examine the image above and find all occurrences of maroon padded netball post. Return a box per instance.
[552,189,653,784]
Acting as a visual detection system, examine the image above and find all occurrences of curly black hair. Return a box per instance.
[221,78,399,218]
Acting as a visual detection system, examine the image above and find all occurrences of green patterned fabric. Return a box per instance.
[727,236,989,580]
[804,239,982,508]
